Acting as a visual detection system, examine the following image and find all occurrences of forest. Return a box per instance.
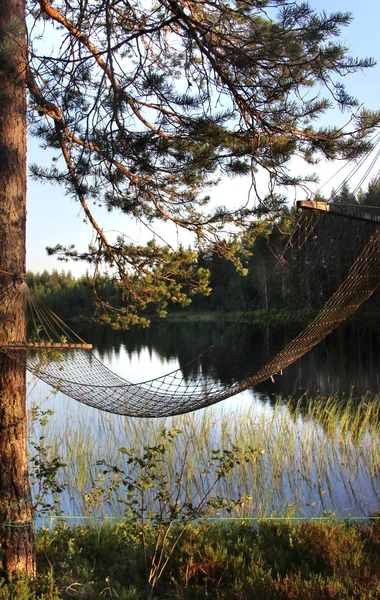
[2,0,380,586]
[27,181,380,325]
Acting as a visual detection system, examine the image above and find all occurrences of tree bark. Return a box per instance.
[0,0,35,576]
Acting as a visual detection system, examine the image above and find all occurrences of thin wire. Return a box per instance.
[2,520,35,528]
[27,292,62,341]
[5,514,380,528]
[42,302,88,344]
[0,496,34,528]
[320,132,380,199]
[352,147,380,195]
[25,285,87,344]
[33,514,380,523]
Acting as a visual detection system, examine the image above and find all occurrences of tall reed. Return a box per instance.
[28,386,380,520]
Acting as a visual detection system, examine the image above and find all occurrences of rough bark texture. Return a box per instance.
[0,0,35,576]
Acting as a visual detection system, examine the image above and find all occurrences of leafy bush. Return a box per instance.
[31,518,380,599]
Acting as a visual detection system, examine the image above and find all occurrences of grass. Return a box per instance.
[8,389,379,598]
[29,391,380,520]
[1,518,379,599]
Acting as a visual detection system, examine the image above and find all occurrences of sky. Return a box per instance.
[26,0,380,276]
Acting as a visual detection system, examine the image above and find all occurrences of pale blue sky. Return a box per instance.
[26,0,380,276]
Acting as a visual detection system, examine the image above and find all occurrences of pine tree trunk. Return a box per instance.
[0,0,35,576]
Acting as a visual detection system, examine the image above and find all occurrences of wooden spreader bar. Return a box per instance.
[297,200,380,224]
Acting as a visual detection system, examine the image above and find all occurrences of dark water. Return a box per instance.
[79,318,380,398]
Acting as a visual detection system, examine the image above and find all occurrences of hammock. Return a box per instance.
[1,202,380,417]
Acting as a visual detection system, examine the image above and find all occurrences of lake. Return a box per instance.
[28,319,380,522]
[87,319,380,397]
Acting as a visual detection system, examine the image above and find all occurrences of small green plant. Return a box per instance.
[34,518,380,598]
[28,402,67,516]
[0,571,60,600]
[87,428,260,597]
[29,394,380,519]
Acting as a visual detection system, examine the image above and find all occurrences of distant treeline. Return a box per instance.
[26,270,95,322]
[26,180,380,323]
[26,231,284,321]
[26,213,291,322]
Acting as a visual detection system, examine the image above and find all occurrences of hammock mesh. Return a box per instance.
[2,204,380,417]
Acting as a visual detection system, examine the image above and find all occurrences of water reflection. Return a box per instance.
[81,320,380,397]
[29,320,380,520]
[30,393,380,520]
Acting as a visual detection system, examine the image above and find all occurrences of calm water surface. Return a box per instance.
[29,320,380,520]
[88,320,380,397]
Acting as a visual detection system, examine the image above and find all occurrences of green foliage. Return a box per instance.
[28,403,67,516]
[25,214,289,322]
[30,519,380,599]
[26,0,380,326]
[25,271,95,325]
[25,180,380,323]
[84,428,259,596]
[36,524,142,599]
[330,182,358,206]
[20,396,380,597]
[0,571,59,600]
[358,177,380,207]
[332,177,380,208]
[42,245,212,328]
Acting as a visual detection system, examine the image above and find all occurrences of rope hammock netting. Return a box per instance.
[1,200,380,417]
